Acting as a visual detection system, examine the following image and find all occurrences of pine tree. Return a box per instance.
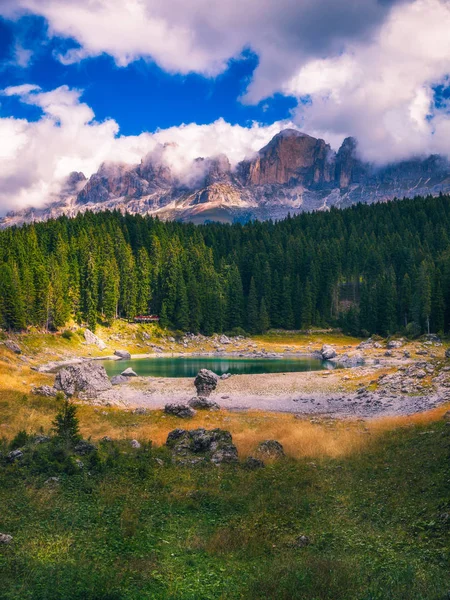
[259,297,270,333]
[53,394,81,448]
[247,277,259,333]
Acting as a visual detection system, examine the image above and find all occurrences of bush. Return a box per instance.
[9,429,29,450]
[62,330,74,340]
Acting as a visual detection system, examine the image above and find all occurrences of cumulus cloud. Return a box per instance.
[0,84,294,215]
[0,0,410,102]
[286,0,450,163]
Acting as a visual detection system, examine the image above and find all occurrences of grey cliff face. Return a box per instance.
[2,129,450,228]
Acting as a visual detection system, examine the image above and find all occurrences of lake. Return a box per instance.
[102,355,338,378]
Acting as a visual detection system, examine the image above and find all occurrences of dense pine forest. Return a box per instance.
[1,194,450,337]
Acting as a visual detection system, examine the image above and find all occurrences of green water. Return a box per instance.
[103,355,337,378]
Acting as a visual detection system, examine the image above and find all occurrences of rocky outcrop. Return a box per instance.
[194,369,218,397]
[32,385,59,397]
[5,340,21,354]
[84,329,107,350]
[241,130,334,187]
[54,362,112,398]
[166,428,238,465]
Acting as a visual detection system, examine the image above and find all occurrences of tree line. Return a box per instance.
[1,194,450,337]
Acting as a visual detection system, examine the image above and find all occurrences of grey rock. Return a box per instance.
[111,375,129,385]
[44,477,60,486]
[114,350,131,360]
[321,345,337,360]
[101,436,112,442]
[121,367,137,377]
[387,340,403,349]
[338,353,364,368]
[220,373,232,380]
[219,335,232,345]
[33,434,50,444]
[244,456,265,469]
[0,533,13,544]
[32,385,58,397]
[7,449,23,462]
[84,329,107,350]
[74,440,97,455]
[5,340,21,354]
[130,439,141,449]
[194,369,218,397]
[188,396,220,411]
[445,348,450,359]
[166,428,238,465]
[255,440,285,460]
[164,403,196,419]
[54,362,112,398]
[132,407,149,415]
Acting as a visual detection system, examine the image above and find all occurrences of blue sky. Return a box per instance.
[0,0,449,214]
[0,15,297,135]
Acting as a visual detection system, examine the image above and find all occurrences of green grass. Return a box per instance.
[1,419,449,600]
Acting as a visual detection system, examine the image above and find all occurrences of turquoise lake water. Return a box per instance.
[102,356,337,378]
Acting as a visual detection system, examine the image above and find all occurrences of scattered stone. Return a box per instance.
[101,436,112,442]
[114,350,131,360]
[75,458,84,469]
[385,350,393,357]
[338,353,364,368]
[44,477,60,486]
[5,340,21,354]
[244,456,265,469]
[321,345,337,360]
[403,350,411,358]
[220,373,232,380]
[188,396,220,411]
[33,434,50,444]
[130,439,141,449]
[194,369,218,397]
[219,335,232,345]
[32,385,58,397]
[132,407,149,415]
[74,440,97,455]
[166,428,238,465]
[255,440,285,460]
[7,449,23,462]
[0,534,13,544]
[84,329,107,350]
[295,535,311,548]
[155,458,164,466]
[142,332,151,340]
[121,367,137,377]
[164,403,196,419]
[445,348,450,359]
[54,362,112,398]
[111,375,128,385]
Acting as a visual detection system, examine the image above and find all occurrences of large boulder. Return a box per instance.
[255,440,285,460]
[5,340,21,354]
[194,369,218,397]
[321,345,337,360]
[164,403,196,419]
[166,428,238,465]
[188,396,220,411]
[114,350,131,360]
[84,329,107,350]
[54,362,112,398]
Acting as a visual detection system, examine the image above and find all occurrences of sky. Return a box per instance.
[0,0,450,214]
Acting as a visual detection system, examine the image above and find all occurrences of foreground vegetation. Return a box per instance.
[2,194,450,337]
[1,401,449,600]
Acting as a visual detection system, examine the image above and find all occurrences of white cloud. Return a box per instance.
[286,0,450,163]
[1,0,409,101]
[0,84,294,215]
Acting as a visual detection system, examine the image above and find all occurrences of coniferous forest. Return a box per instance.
[1,194,450,337]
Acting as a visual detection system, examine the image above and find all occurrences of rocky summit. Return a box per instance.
[3,129,450,227]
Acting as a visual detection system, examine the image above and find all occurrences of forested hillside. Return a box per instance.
[1,194,450,337]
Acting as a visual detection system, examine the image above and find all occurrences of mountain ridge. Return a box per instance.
[2,129,450,227]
